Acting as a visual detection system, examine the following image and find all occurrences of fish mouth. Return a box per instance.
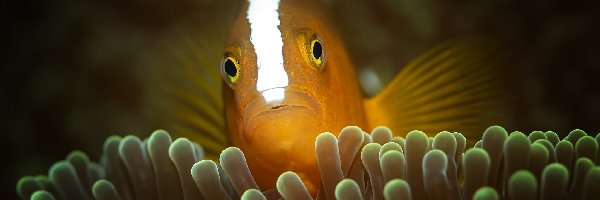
[242,88,323,142]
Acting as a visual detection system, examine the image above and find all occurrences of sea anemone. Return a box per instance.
[17,126,600,199]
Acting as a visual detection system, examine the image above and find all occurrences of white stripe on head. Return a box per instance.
[247,0,288,103]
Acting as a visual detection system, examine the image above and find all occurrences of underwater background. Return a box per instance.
[2,0,599,198]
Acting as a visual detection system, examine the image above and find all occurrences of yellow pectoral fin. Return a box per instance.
[140,26,233,161]
[365,38,516,144]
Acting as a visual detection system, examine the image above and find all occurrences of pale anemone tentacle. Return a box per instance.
[118,135,157,200]
[241,189,267,200]
[540,163,568,200]
[379,142,402,158]
[404,130,429,200]
[472,186,498,200]
[569,157,594,200]
[480,125,508,191]
[545,131,560,146]
[462,148,490,200]
[507,170,537,200]
[534,139,556,163]
[16,125,600,200]
[337,126,366,176]
[380,148,405,183]
[582,167,600,199]
[566,129,587,145]
[334,179,362,200]
[92,180,122,200]
[147,130,184,200]
[595,133,600,165]
[371,126,393,145]
[191,160,232,200]
[315,133,344,200]
[502,131,531,196]
[383,179,411,200]
[528,131,547,143]
[575,136,598,161]
[276,172,313,200]
[432,131,459,198]
[16,176,44,200]
[345,132,372,197]
[49,161,89,199]
[422,149,450,200]
[361,143,384,200]
[529,142,550,186]
[30,191,55,200]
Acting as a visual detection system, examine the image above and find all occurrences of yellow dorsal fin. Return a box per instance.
[364,38,516,144]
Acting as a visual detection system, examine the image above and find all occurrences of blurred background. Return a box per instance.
[2,0,599,197]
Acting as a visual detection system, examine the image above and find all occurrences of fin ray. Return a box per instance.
[396,44,501,104]
[365,38,515,143]
[139,24,233,160]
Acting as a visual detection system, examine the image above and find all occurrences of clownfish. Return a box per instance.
[145,0,514,196]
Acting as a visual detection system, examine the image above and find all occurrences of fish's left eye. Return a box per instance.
[309,37,325,71]
[312,40,323,60]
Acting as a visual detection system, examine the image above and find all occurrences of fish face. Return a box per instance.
[221,0,367,194]
[243,89,324,143]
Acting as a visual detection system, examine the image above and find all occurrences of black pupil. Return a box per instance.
[313,41,322,59]
[224,58,237,77]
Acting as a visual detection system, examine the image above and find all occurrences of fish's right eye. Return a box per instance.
[221,54,240,88]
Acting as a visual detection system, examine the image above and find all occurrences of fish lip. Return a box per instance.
[242,88,323,141]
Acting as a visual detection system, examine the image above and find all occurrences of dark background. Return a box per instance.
[2,0,599,198]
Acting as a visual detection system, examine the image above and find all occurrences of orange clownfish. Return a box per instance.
[147,0,513,196]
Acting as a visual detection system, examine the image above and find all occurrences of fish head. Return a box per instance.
[220,0,367,194]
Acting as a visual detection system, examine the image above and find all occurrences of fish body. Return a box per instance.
[150,0,513,196]
[221,0,514,195]
[222,0,367,193]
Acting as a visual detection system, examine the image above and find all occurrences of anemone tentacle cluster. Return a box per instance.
[16,126,600,200]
